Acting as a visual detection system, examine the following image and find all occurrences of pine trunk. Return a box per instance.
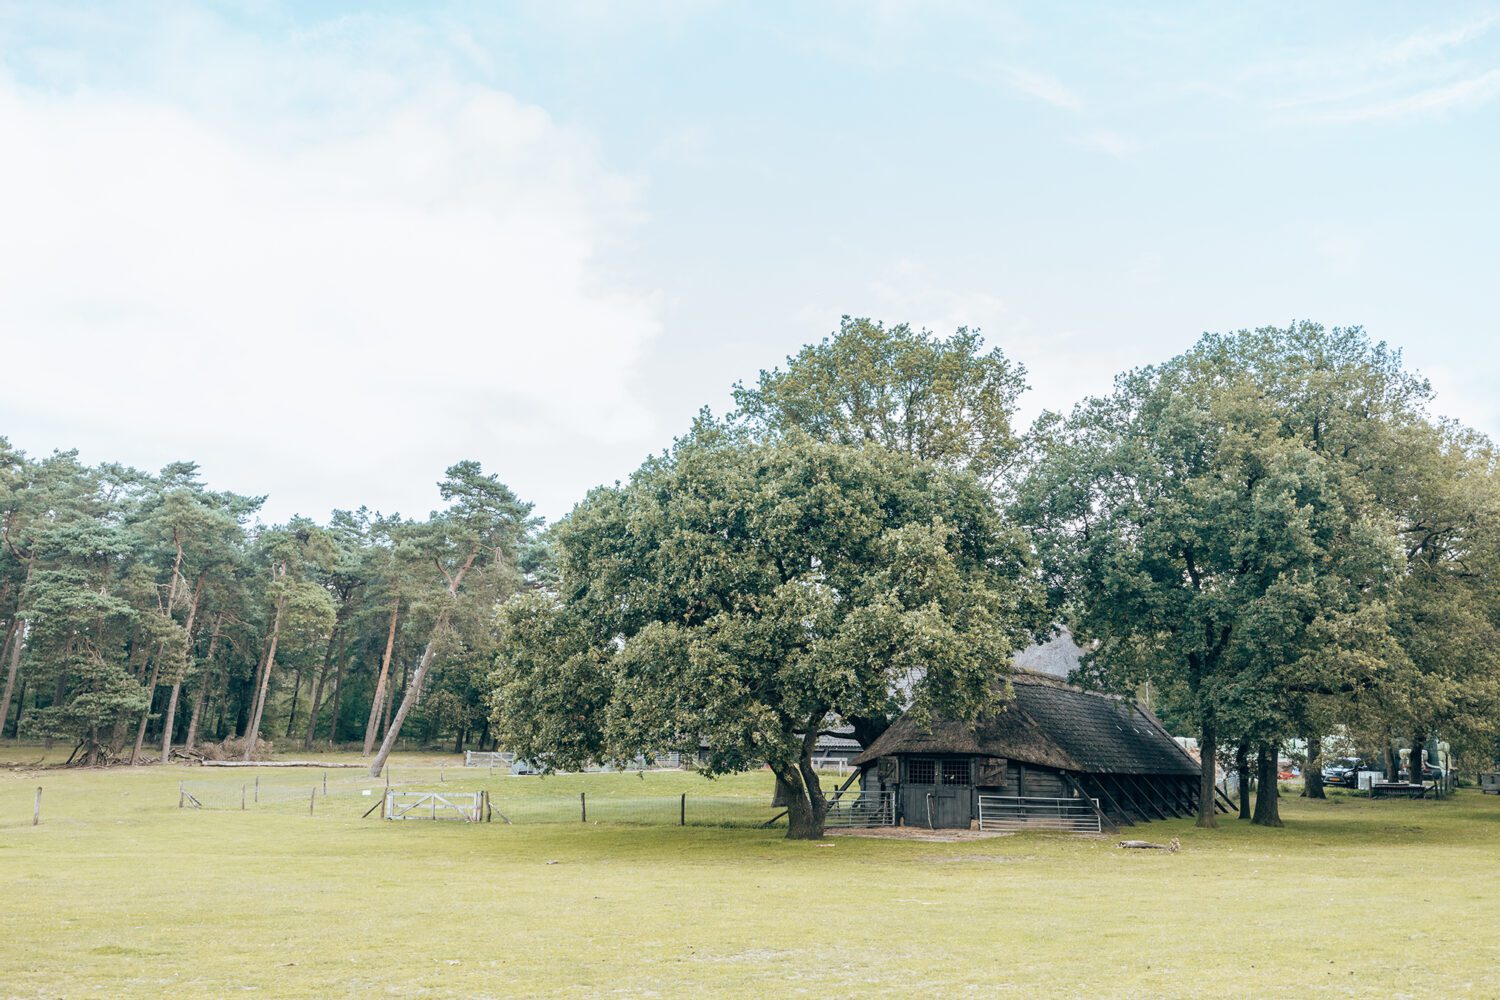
[0,615,22,741]
[301,627,342,750]
[368,623,445,776]
[0,558,34,741]
[284,666,304,738]
[368,546,479,776]
[362,598,400,757]
[185,614,223,751]
[244,577,289,761]
[1252,742,1283,827]
[328,653,349,746]
[129,657,161,765]
[160,575,205,763]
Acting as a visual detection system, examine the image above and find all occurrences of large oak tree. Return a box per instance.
[490,424,1044,839]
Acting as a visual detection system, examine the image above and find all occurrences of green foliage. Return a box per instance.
[1017,324,1413,773]
[491,426,1044,822]
[733,316,1028,488]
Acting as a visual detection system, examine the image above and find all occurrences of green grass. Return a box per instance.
[4,747,1500,998]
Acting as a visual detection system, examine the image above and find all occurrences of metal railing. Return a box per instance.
[824,789,896,828]
[977,794,1101,833]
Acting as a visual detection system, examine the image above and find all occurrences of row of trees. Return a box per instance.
[7,318,1495,838]
[0,454,534,776]
[489,318,1500,836]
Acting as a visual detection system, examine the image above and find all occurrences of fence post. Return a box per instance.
[323,772,328,797]
[310,788,315,816]
[255,775,260,803]
[681,792,686,826]
[241,785,246,811]
[441,764,445,783]
[580,791,586,823]
[179,782,184,809]
[33,786,41,826]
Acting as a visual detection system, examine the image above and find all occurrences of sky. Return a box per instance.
[2,2,1497,524]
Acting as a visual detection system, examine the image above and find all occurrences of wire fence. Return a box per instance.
[177,766,796,828]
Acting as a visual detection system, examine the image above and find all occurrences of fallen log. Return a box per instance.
[1118,837,1180,852]
[200,760,365,768]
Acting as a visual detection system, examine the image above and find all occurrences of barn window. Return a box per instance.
[941,760,970,785]
[907,759,936,784]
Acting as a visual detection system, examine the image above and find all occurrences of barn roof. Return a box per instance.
[850,671,1198,777]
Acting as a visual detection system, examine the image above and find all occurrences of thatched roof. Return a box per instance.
[850,671,1198,777]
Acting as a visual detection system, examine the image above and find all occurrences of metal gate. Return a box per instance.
[977,794,1101,833]
[824,789,895,828]
[384,790,488,822]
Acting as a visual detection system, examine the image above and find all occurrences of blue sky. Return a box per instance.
[2,3,1496,522]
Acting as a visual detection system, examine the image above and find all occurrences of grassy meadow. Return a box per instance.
[3,747,1500,999]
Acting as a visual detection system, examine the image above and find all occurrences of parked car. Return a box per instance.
[1321,757,1369,787]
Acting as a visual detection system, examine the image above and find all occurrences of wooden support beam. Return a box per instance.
[1099,773,1157,823]
[1159,776,1194,817]
[1061,772,1118,833]
[1121,775,1169,822]
[1078,774,1134,827]
[1122,774,1178,820]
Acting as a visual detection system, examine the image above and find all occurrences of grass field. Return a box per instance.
[3,747,1499,999]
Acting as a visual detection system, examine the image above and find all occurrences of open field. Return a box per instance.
[4,749,1500,998]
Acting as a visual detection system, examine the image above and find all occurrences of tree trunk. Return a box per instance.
[0,615,23,742]
[301,628,342,750]
[0,557,33,740]
[129,657,161,765]
[185,613,223,751]
[1236,739,1251,820]
[1410,732,1428,784]
[381,660,401,741]
[1302,732,1325,799]
[1196,719,1218,829]
[1252,742,1283,827]
[244,577,289,761]
[368,546,479,777]
[368,620,447,776]
[284,666,304,738]
[8,678,25,739]
[774,762,825,840]
[160,575,205,764]
[362,598,400,756]
[328,653,351,746]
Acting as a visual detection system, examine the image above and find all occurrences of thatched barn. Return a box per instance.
[849,671,1214,831]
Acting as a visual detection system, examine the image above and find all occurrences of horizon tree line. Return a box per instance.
[5,318,1498,838]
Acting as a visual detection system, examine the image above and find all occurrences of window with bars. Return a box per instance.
[941,760,970,786]
[905,758,971,785]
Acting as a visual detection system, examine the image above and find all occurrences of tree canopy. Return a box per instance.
[491,423,1044,838]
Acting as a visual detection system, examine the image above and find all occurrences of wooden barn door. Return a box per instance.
[902,757,972,828]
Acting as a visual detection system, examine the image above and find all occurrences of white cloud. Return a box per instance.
[0,19,662,523]
[1305,68,1500,123]
[1250,13,1500,125]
